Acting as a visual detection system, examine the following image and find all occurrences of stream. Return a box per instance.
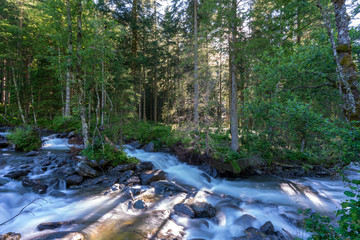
[0,135,359,240]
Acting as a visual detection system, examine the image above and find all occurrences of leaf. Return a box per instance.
[344,191,356,197]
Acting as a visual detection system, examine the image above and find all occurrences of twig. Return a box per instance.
[0,198,48,226]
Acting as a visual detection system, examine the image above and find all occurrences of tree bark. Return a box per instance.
[331,0,360,121]
[76,0,89,148]
[230,0,239,152]
[193,0,199,127]
[65,0,73,117]
[11,67,26,124]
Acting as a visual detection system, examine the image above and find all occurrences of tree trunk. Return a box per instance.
[65,0,73,117]
[76,0,89,148]
[11,67,26,124]
[193,0,199,127]
[331,0,360,121]
[230,0,239,152]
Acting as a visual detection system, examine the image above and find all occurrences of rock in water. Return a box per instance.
[37,221,75,231]
[75,161,98,178]
[140,169,166,185]
[190,202,216,218]
[150,180,187,196]
[137,161,154,171]
[0,232,21,240]
[174,203,195,218]
[144,142,155,152]
[133,199,147,209]
[26,151,39,157]
[66,174,83,185]
[4,170,30,179]
[32,184,49,194]
[260,221,275,235]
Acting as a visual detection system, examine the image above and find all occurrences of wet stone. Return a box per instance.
[22,178,40,188]
[118,170,134,183]
[190,202,216,218]
[26,151,39,157]
[174,203,195,218]
[0,232,21,240]
[31,231,86,240]
[137,161,154,171]
[112,163,137,173]
[151,180,187,196]
[66,174,83,186]
[144,142,155,152]
[260,221,275,235]
[140,169,167,185]
[32,184,49,194]
[133,199,147,209]
[125,176,140,186]
[235,214,257,228]
[75,161,98,178]
[37,221,75,231]
[4,170,30,179]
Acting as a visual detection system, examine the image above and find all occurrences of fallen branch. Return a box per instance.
[0,198,48,226]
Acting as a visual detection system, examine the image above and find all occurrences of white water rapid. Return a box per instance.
[0,136,358,240]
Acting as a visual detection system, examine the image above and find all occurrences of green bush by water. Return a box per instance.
[81,140,139,167]
[8,126,42,152]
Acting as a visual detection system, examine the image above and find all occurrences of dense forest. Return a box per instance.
[0,0,360,239]
[0,0,359,163]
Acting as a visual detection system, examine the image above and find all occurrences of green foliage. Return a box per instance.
[122,121,191,150]
[8,126,42,152]
[303,169,360,240]
[81,140,139,167]
[50,115,81,133]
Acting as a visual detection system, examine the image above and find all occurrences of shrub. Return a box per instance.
[50,115,81,133]
[8,126,42,152]
[81,140,139,167]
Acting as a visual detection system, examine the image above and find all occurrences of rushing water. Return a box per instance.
[0,136,358,240]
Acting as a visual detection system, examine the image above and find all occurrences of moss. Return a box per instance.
[340,55,356,69]
[336,44,351,54]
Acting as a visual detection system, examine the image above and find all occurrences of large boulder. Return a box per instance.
[75,161,98,178]
[150,180,187,196]
[129,141,142,149]
[144,142,155,152]
[66,174,83,186]
[190,202,216,218]
[173,203,195,218]
[0,232,21,240]
[235,214,257,229]
[4,170,30,179]
[140,169,166,185]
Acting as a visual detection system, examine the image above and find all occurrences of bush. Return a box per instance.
[8,126,42,152]
[81,140,139,167]
[50,115,81,133]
